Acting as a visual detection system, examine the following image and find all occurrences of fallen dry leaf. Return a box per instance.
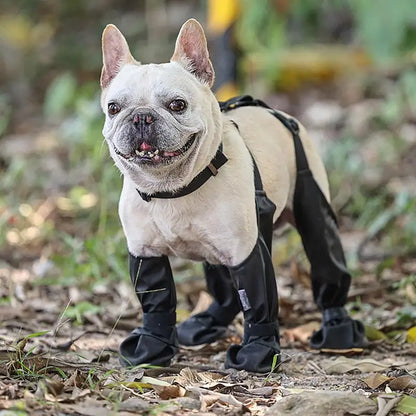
[43,377,64,396]
[283,322,320,344]
[153,384,186,400]
[388,375,416,391]
[69,387,91,402]
[175,367,223,388]
[191,387,245,412]
[361,373,391,389]
[324,357,392,374]
[319,347,364,355]
[63,369,87,391]
[189,291,212,316]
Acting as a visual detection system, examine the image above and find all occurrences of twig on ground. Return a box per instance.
[375,395,402,416]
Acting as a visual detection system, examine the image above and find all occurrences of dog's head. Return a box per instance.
[100,19,222,193]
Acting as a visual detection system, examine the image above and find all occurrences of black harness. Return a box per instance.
[136,95,307,204]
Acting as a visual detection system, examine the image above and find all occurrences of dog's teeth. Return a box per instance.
[154,149,159,155]
[135,149,140,155]
[139,151,145,156]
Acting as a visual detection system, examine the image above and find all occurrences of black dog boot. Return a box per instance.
[310,306,367,349]
[225,237,280,373]
[292,135,367,349]
[177,262,241,345]
[119,254,178,367]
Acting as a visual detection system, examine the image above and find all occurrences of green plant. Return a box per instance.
[264,353,281,383]
[350,0,416,62]
[63,301,101,325]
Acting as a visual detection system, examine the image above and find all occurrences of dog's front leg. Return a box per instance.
[177,262,241,345]
[225,235,280,373]
[119,254,178,367]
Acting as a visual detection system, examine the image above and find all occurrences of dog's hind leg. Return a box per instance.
[225,235,280,373]
[177,262,240,345]
[292,125,367,349]
[119,254,178,366]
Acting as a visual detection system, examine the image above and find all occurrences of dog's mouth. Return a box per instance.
[113,134,197,164]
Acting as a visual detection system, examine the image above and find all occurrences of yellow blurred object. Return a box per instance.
[0,14,54,50]
[407,326,416,344]
[0,14,32,49]
[207,0,240,33]
[244,45,372,91]
[215,82,239,101]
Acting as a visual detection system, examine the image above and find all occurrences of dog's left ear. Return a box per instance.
[171,19,215,88]
[101,24,134,89]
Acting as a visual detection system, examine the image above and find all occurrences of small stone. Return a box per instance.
[266,390,376,416]
[117,397,151,412]
[173,397,201,410]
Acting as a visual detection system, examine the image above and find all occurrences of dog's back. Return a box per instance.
[222,105,330,222]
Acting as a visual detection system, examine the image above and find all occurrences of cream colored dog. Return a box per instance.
[100,18,363,372]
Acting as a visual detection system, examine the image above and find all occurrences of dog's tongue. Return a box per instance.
[138,141,179,158]
[139,142,154,151]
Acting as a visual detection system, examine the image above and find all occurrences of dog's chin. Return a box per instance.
[112,133,198,168]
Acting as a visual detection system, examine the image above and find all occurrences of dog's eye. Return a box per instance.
[168,99,187,112]
[108,103,121,115]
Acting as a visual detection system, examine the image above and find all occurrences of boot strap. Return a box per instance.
[244,321,279,338]
[143,312,176,328]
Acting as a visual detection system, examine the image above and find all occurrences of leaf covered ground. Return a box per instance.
[1,250,416,415]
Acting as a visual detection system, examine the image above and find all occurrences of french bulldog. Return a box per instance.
[100,18,366,373]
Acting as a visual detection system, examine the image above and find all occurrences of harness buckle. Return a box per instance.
[207,163,218,176]
[288,118,300,134]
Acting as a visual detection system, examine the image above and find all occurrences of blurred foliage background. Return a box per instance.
[0,0,415,307]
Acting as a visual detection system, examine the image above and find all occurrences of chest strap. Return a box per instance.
[137,146,228,202]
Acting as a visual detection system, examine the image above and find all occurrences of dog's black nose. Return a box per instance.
[133,113,156,126]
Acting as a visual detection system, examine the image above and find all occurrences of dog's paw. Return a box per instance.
[119,327,178,367]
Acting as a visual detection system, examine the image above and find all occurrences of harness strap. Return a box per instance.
[219,95,310,173]
[137,146,228,202]
[224,108,276,252]
[220,95,338,226]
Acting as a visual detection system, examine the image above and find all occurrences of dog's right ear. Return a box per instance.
[101,24,134,89]
[171,19,215,88]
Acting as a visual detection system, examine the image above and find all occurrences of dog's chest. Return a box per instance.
[152,217,209,260]
[120,196,224,262]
